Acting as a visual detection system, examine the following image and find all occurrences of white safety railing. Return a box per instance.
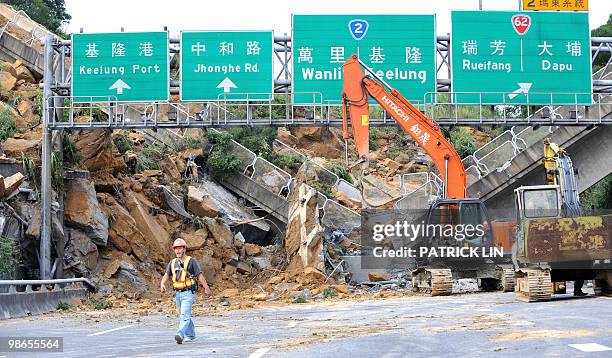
[0,4,56,47]
[394,172,443,209]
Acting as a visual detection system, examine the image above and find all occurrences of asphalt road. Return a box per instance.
[1,289,611,357]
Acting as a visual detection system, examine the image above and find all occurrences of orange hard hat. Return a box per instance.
[173,238,187,248]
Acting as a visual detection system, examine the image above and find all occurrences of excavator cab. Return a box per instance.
[515,185,562,221]
[426,198,493,248]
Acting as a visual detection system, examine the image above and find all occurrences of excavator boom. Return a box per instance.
[341,55,466,199]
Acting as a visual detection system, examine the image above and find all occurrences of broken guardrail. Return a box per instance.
[0,278,95,319]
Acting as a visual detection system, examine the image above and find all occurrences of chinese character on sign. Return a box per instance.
[330,46,345,63]
[489,40,506,56]
[574,0,584,7]
[551,0,560,7]
[111,43,125,57]
[405,47,422,64]
[566,41,581,57]
[246,41,261,55]
[369,47,385,64]
[85,43,99,58]
[139,42,154,57]
[410,124,422,136]
[537,41,554,56]
[462,40,478,55]
[297,47,313,63]
[539,0,549,6]
[418,132,430,145]
[562,0,572,7]
[191,42,206,56]
[219,42,234,55]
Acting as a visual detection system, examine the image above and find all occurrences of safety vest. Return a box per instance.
[171,256,196,290]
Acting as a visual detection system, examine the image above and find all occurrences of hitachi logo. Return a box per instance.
[381,95,410,122]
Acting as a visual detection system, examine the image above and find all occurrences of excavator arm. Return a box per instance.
[341,55,466,199]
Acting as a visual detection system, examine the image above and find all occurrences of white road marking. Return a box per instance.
[568,343,612,352]
[248,347,271,358]
[287,321,298,328]
[474,308,493,312]
[512,320,535,326]
[87,324,135,336]
[598,296,612,300]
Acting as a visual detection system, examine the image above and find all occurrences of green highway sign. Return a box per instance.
[451,11,591,105]
[72,32,169,103]
[180,31,273,101]
[292,15,436,105]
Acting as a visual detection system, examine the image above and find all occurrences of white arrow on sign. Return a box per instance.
[508,82,532,100]
[109,79,131,95]
[216,77,237,93]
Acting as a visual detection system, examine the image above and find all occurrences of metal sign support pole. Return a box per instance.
[40,34,54,280]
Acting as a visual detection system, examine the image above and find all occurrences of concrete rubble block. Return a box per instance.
[12,60,36,83]
[227,258,251,274]
[75,129,126,173]
[98,193,151,261]
[334,284,350,294]
[220,288,239,298]
[198,256,217,283]
[203,217,234,250]
[3,172,24,196]
[159,185,191,219]
[233,232,245,249]
[196,178,271,243]
[187,186,220,218]
[1,138,40,160]
[296,267,327,286]
[368,272,391,282]
[163,155,182,181]
[268,275,284,285]
[381,158,402,176]
[253,293,268,301]
[127,132,145,143]
[244,243,262,256]
[143,169,162,177]
[0,71,17,92]
[65,228,99,274]
[182,229,208,250]
[64,179,109,247]
[285,182,324,271]
[287,127,344,157]
[252,256,272,271]
[125,195,170,260]
[362,175,403,208]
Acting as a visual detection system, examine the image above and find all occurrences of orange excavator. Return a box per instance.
[341,55,514,295]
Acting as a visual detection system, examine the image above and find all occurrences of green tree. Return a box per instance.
[592,14,612,72]
[581,174,612,210]
[5,0,71,35]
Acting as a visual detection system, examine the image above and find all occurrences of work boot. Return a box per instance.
[175,334,183,344]
[574,290,588,297]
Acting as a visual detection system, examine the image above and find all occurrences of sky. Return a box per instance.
[64,0,611,35]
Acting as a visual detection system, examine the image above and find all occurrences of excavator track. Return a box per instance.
[412,268,452,296]
[495,266,516,292]
[515,268,552,302]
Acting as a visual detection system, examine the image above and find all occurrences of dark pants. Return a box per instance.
[574,280,585,294]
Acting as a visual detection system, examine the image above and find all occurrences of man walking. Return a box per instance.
[160,238,211,344]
